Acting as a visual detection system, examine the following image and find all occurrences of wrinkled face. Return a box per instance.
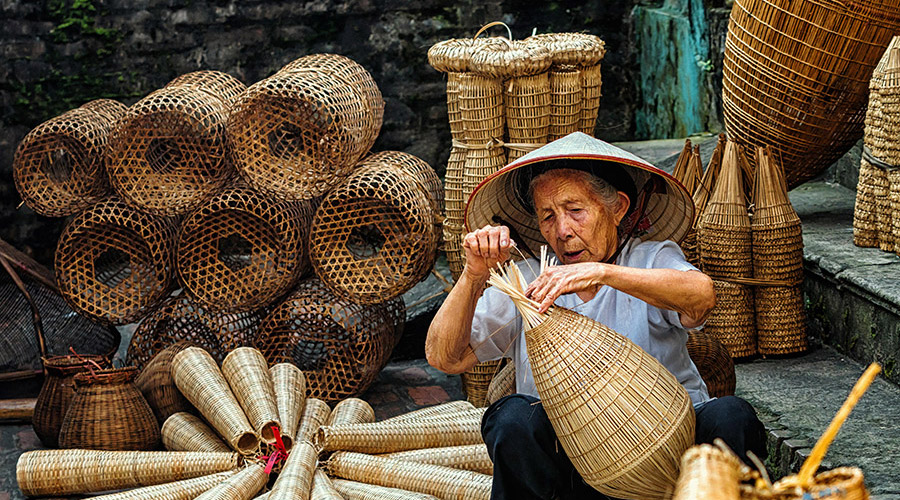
[532,172,629,265]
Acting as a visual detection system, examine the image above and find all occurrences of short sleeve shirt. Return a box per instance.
[469,238,710,406]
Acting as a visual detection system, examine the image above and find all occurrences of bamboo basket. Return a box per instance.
[854,158,887,248]
[443,221,467,282]
[722,0,900,188]
[462,147,507,214]
[255,279,399,402]
[270,363,306,450]
[311,469,344,500]
[706,280,758,359]
[296,397,331,444]
[579,64,603,136]
[685,332,736,398]
[484,359,516,406]
[55,198,177,325]
[754,286,808,356]
[524,33,607,67]
[327,398,376,427]
[13,99,124,217]
[443,146,467,281]
[266,440,317,500]
[332,478,440,500]
[461,358,505,407]
[458,72,505,194]
[505,72,551,162]
[380,400,476,423]
[177,183,314,313]
[171,347,260,455]
[378,444,493,475]
[90,470,239,500]
[32,354,108,448]
[548,66,582,141]
[742,467,869,500]
[15,449,239,497]
[59,367,161,451]
[689,135,726,268]
[194,463,268,500]
[222,347,281,443]
[672,444,743,500]
[162,412,232,453]
[106,72,245,216]
[317,408,486,454]
[135,341,195,423]
[427,37,510,74]
[363,150,444,219]
[327,451,492,500]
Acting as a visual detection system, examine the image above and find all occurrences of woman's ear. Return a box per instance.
[613,191,630,224]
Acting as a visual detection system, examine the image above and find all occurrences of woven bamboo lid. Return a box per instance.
[524,32,606,67]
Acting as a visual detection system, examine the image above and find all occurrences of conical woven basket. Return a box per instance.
[548,66,583,141]
[162,412,232,453]
[672,444,743,500]
[270,363,306,450]
[380,400,475,423]
[32,354,108,448]
[266,440,317,500]
[222,347,281,443]
[89,470,238,500]
[706,280,757,359]
[685,332,735,398]
[689,135,726,268]
[135,341,196,423]
[194,463,268,500]
[311,469,344,500]
[332,478,439,500]
[461,358,505,407]
[296,397,331,445]
[327,398,376,427]
[15,449,239,497]
[13,99,124,217]
[54,198,177,325]
[484,359,516,406]
[378,444,493,475]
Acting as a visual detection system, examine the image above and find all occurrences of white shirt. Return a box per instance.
[469,238,710,406]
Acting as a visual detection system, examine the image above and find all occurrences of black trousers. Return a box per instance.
[481,394,767,500]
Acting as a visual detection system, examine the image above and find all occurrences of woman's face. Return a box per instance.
[532,171,630,265]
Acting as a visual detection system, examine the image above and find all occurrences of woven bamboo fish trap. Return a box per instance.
[487,257,694,500]
[90,470,239,500]
[547,66,583,141]
[505,72,551,162]
[685,332,736,398]
[311,469,344,500]
[722,0,900,188]
[32,353,109,448]
[106,72,245,217]
[55,198,177,325]
[172,347,260,455]
[227,62,372,202]
[327,398,376,427]
[177,183,314,313]
[163,412,232,453]
[254,279,400,402]
[266,440,317,500]
[135,341,195,423]
[688,135,726,268]
[579,64,603,136]
[484,359,516,406]
[461,358,505,407]
[458,72,506,193]
[59,367,160,450]
[296,397,331,445]
[194,463,267,500]
[15,449,239,497]
[13,99,124,217]
[443,147,468,281]
[380,400,476,423]
[222,347,281,443]
[707,280,757,358]
[754,286,807,356]
[270,363,306,450]
[332,478,440,500]
[126,295,267,371]
[378,444,493,475]
[672,444,743,500]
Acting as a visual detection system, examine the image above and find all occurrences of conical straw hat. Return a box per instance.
[194,463,268,500]
[266,440,317,500]
[222,347,281,443]
[89,470,239,500]
[327,398,376,427]
[162,412,232,453]
[378,444,494,475]
[311,469,344,500]
[171,347,259,454]
[270,363,306,450]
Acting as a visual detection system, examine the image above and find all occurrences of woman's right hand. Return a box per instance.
[462,225,513,283]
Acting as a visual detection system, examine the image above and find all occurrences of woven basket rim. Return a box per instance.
[73,366,139,386]
[42,354,108,375]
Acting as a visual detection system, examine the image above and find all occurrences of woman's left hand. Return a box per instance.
[525,262,606,313]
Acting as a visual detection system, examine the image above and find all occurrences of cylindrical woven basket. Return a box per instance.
[332,478,439,500]
[194,463,268,500]
[892,169,900,255]
[311,469,344,500]
[15,449,239,497]
[166,70,248,106]
[177,183,314,313]
[484,359,516,406]
[171,347,260,455]
[32,354,108,448]
[13,99,125,217]
[327,451,492,500]
[672,444,743,500]
[579,64,603,136]
[361,150,444,228]
[162,412,232,453]
[59,367,160,450]
[505,72,551,162]
[685,332,736,398]
[134,341,196,423]
[55,198,177,325]
[270,363,306,450]
[380,400,475,423]
[755,286,808,356]
[296,397,331,445]
[89,470,239,500]
[722,0,900,188]
[690,135,726,269]
[461,358,505,407]
[751,148,804,284]
[255,279,400,402]
[327,398,376,427]
[699,142,753,280]
[458,72,505,194]
[266,440,317,500]
[222,347,281,443]
[378,444,493,475]
[853,158,886,249]
[548,66,583,141]
[706,280,758,359]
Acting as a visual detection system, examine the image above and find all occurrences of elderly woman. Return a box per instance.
[426,133,766,500]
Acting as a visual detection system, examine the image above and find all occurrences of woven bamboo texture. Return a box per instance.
[755,286,808,356]
[295,397,331,445]
[222,347,281,443]
[90,470,238,500]
[317,408,486,454]
[13,99,124,217]
[579,64,603,136]
[135,341,195,423]
[378,444,493,475]
[267,440,317,500]
[380,401,476,423]
[162,412,232,453]
[15,449,239,497]
[310,469,344,500]
[171,347,260,454]
[127,295,267,370]
[327,451,492,500]
[255,279,400,402]
[458,73,505,195]
[743,467,869,500]
[722,0,900,188]
[524,33,606,67]
[55,198,177,325]
[484,360,516,406]
[443,79,467,281]
[505,72,550,162]
[59,367,160,451]
[270,363,306,450]
[548,67,582,141]
[107,73,245,217]
[327,398,376,427]
[427,36,509,74]
[177,183,314,313]
[332,478,439,500]
[672,444,742,500]
[461,359,504,407]
[32,354,109,448]
[309,162,437,304]
[685,332,736,398]
[467,38,551,79]
[362,150,444,218]
[194,463,268,500]
[854,158,888,248]
[706,280,757,358]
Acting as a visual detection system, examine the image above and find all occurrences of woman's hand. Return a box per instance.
[525,262,605,313]
[462,225,514,284]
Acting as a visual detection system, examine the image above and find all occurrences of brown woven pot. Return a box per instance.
[59,367,161,450]
[685,332,736,398]
[134,340,196,424]
[32,354,109,448]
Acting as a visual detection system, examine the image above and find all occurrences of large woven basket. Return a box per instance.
[685,332,736,398]
[13,99,125,217]
[706,280,758,359]
[32,354,109,448]
[484,359,516,406]
[722,0,900,188]
[134,340,196,423]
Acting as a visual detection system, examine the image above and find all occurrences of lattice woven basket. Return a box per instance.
[88,470,238,500]
[484,359,516,406]
[270,362,306,450]
[685,332,736,398]
[548,66,583,141]
[55,198,178,325]
[378,444,494,476]
[327,398,376,427]
[505,72,551,162]
[706,280,757,359]
[13,99,125,217]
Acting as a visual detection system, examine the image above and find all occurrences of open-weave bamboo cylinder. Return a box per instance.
[379,444,493,475]
[685,332,736,398]
[194,463,267,500]
[55,198,177,325]
[13,99,124,217]
[332,478,439,500]
[505,72,551,163]
[90,470,238,500]
[311,469,344,500]
[163,412,232,453]
[296,397,331,444]
[672,444,742,500]
[222,347,281,443]
[15,449,239,497]
[127,295,267,370]
[178,183,314,312]
[135,341,195,423]
[579,64,603,136]
[706,280,757,358]
[267,440,317,500]
[255,279,400,402]
[380,400,476,423]
[484,358,516,406]
[327,398,376,427]
[443,147,467,281]
[172,347,259,455]
[106,71,246,216]
[689,136,726,268]
[270,363,306,450]
[548,67,583,141]
[722,0,900,188]
[459,73,506,196]
[461,358,504,407]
